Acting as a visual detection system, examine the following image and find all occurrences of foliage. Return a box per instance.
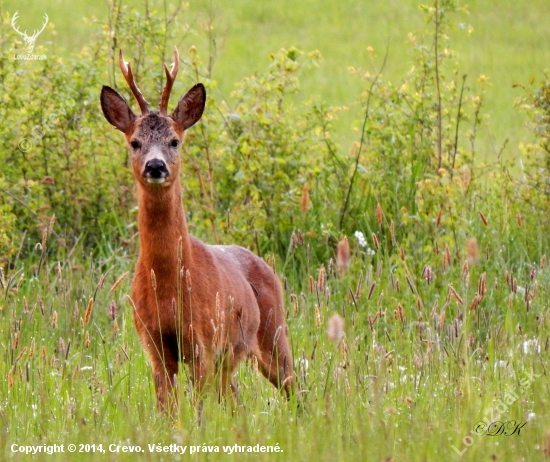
[1,0,550,460]
[513,74,550,220]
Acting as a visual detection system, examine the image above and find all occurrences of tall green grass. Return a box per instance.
[2,205,549,461]
[3,0,550,149]
[1,1,550,460]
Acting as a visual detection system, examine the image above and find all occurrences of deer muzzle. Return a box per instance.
[143,159,169,184]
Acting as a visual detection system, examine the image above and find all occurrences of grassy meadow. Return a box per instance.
[1,0,550,461]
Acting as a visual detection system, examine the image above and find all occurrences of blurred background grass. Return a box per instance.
[3,0,550,156]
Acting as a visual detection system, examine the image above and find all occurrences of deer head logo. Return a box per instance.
[11,11,49,54]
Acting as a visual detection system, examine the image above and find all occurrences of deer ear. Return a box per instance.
[171,83,206,131]
[100,86,136,133]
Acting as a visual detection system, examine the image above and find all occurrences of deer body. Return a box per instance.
[101,49,293,412]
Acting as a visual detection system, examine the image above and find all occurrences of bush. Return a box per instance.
[0,0,546,274]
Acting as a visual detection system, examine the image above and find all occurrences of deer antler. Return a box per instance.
[30,14,49,39]
[119,50,149,114]
[11,11,28,39]
[159,46,180,115]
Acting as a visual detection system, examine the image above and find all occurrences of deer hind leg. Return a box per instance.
[216,357,239,410]
[252,286,294,398]
[256,332,294,399]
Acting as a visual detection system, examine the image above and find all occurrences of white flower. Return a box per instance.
[354,230,367,248]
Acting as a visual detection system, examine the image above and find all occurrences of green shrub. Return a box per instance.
[0,0,547,274]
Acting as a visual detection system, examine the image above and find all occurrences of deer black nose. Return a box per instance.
[144,159,169,179]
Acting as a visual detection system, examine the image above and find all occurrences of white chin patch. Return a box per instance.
[146,177,166,184]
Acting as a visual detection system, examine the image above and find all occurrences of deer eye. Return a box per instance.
[130,140,141,150]
[170,139,179,148]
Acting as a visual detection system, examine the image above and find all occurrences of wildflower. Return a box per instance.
[327,313,345,342]
[354,230,367,248]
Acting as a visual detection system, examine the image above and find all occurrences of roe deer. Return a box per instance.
[100,48,294,414]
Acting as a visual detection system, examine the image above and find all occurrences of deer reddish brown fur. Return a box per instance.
[100,48,294,413]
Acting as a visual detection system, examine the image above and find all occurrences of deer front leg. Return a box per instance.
[142,331,179,416]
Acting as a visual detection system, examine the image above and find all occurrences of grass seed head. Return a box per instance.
[301,182,309,214]
[466,238,479,266]
[422,265,433,284]
[314,304,321,328]
[109,271,129,294]
[150,269,157,292]
[336,236,351,275]
[478,210,488,226]
[376,203,383,224]
[84,298,94,325]
[109,301,117,320]
[318,265,326,292]
[12,331,20,350]
[327,312,345,342]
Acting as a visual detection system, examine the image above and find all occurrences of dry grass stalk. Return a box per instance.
[478,211,488,226]
[376,203,383,225]
[405,275,416,295]
[58,338,66,355]
[372,232,379,249]
[478,272,487,296]
[314,304,321,328]
[336,237,351,275]
[84,298,94,325]
[327,313,345,342]
[16,347,28,362]
[339,338,348,363]
[466,238,479,266]
[318,266,326,292]
[447,284,463,305]
[422,265,433,284]
[51,311,58,329]
[301,182,309,214]
[291,293,299,316]
[12,331,20,350]
[395,303,405,323]
[8,368,14,388]
[109,301,117,320]
[367,282,377,300]
[437,310,446,329]
[469,294,483,311]
[150,269,157,292]
[29,338,35,358]
[109,271,129,294]
[516,211,522,227]
[390,220,396,246]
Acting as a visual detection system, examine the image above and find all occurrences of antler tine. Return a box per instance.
[118,49,149,114]
[11,11,25,36]
[159,46,180,114]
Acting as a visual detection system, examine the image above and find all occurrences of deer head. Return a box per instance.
[11,11,49,54]
[100,47,206,188]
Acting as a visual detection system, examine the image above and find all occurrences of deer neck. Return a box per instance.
[136,181,192,280]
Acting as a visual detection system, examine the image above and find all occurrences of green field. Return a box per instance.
[1,1,550,461]
[3,0,550,150]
